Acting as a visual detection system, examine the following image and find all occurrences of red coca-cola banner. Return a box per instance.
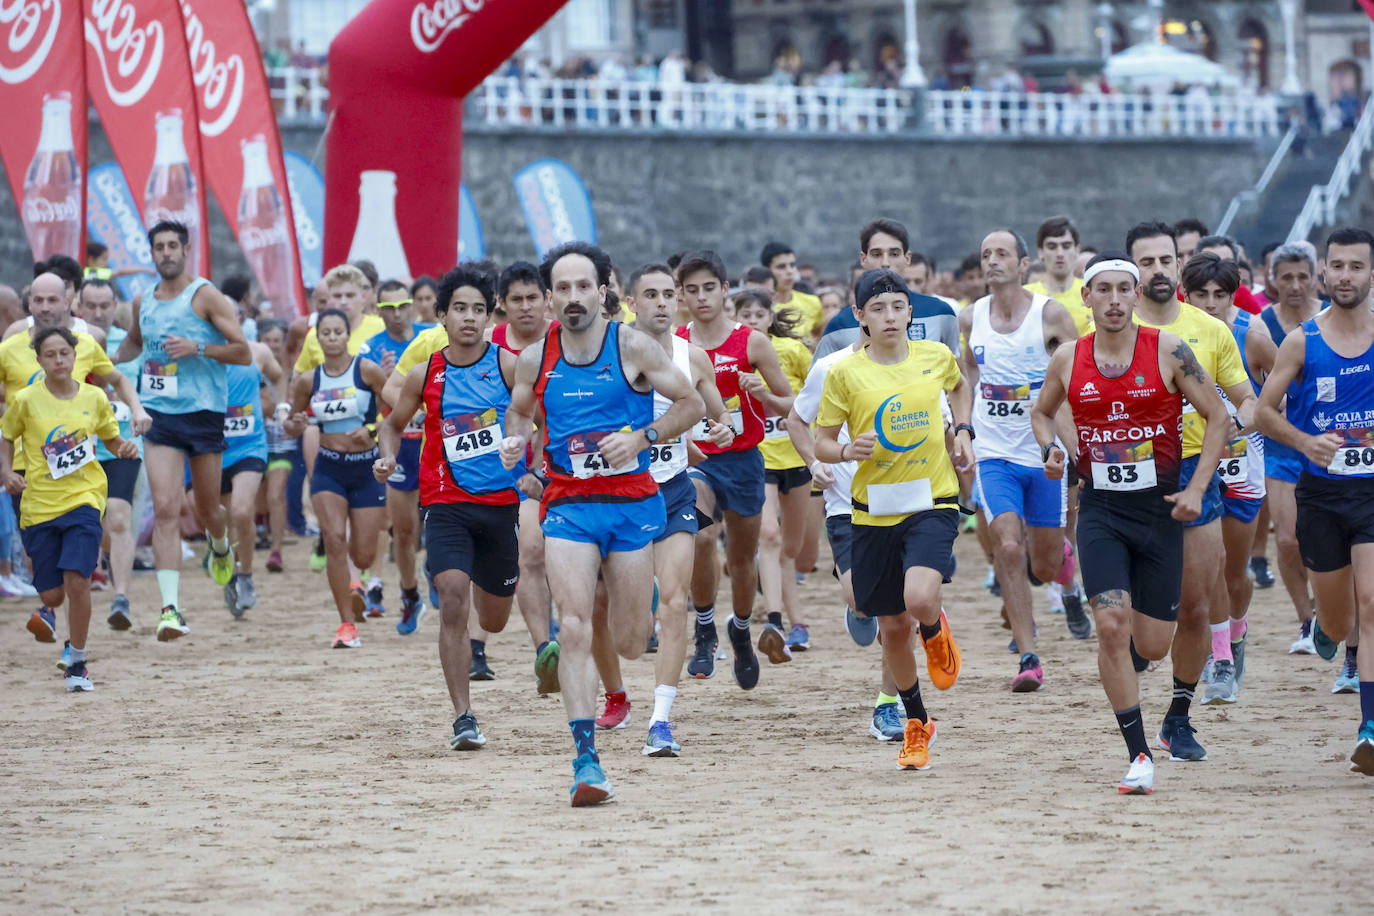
[325,0,569,279]
[180,0,306,320]
[0,0,88,264]
[83,0,211,279]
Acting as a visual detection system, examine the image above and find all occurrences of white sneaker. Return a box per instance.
[1047,581,1065,614]
[1289,631,1316,655]
[1117,752,1154,795]
[2,573,38,597]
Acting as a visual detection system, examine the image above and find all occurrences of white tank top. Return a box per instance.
[650,335,693,483]
[27,315,90,334]
[970,293,1051,465]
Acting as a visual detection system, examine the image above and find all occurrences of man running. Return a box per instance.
[1254,226,1374,776]
[111,220,252,640]
[961,229,1085,693]
[1032,252,1231,795]
[1025,215,1093,335]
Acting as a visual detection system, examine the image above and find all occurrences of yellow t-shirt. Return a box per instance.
[759,335,808,470]
[0,330,116,472]
[1025,279,1092,335]
[294,313,386,373]
[778,290,823,340]
[1,381,119,527]
[1135,303,1247,459]
[395,325,449,377]
[817,341,961,527]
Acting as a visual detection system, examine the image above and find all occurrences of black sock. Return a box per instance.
[728,614,750,646]
[1115,705,1151,761]
[1167,677,1196,719]
[918,620,942,642]
[1348,645,1359,665]
[767,611,783,628]
[694,604,715,629]
[402,586,420,602]
[470,639,486,657]
[898,681,927,723]
[1129,639,1150,673]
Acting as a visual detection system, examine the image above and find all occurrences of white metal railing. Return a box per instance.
[1217,122,1299,235]
[923,88,1282,138]
[1287,99,1374,243]
[267,66,329,120]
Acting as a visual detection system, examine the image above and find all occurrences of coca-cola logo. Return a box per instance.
[0,0,61,85]
[84,0,165,107]
[181,2,243,137]
[410,0,485,54]
[22,193,78,223]
[242,222,288,251]
[147,200,198,228]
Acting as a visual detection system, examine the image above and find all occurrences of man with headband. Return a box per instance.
[1032,252,1232,795]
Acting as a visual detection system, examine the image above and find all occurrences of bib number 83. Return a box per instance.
[1106,464,1138,485]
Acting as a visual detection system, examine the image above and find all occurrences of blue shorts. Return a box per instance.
[387,437,422,493]
[143,408,226,457]
[975,458,1066,528]
[1264,438,1303,484]
[1178,454,1223,528]
[688,447,765,518]
[1222,494,1262,524]
[655,472,698,543]
[21,505,103,592]
[311,446,387,509]
[542,493,665,557]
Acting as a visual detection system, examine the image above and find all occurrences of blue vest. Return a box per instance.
[421,344,521,502]
[223,363,269,466]
[1231,310,1263,395]
[138,277,228,413]
[1286,318,1374,479]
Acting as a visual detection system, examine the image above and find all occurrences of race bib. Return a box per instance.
[112,401,132,424]
[1328,428,1374,476]
[142,360,178,398]
[980,382,1030,418]
[1218,437,1248,485]
[442,409,502,463]
[224,406,255,438]
[569,429,638,479]
[866,478,933,516]
[648,440,681,471]
[43,431,95,480]
[1091,440,1158,492]
[313,387,360,422]
[762,414,790,440]
[694,409,743,442]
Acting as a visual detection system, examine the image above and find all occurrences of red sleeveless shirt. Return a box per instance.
[675,322,764,453]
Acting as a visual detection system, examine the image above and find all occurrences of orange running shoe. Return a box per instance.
[896,717,936,770]
[333,621,361,649]
[921,609,961,690]
[349,583,367,622]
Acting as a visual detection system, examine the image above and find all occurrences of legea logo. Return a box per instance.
[181,2,244,137]
[411,0,485,53]
[0,0,62,85]
[84,0,165,107]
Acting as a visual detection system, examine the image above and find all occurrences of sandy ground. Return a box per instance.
[0,526,1370,915]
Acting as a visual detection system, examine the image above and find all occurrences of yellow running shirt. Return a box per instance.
[778,290,823,339]
[1,381,119,527]
[1025,279,1092,335]
[817,340,961,527]
[395,325,449,376]
[0,330,116,472]
[294,313,386,373]
[759,335,809,470]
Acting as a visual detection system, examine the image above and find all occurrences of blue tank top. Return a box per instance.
[1286,318,1374,480]
[311,356,375,435]
[365,324,433,368]
[419,345,521,505]
[1231,310,1263,395]
[223,363,268,466]
[138,277,228,413]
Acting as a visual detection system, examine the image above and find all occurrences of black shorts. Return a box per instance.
[143,408,227,457]
[220,456,268,494]
[1296,472,1374,573]
[765,465,813,495]
[424,501,520,597]
[311,447,386,509]
[1076,490,1183,622]
[100,457,141,503]
[825,513,853,575]
[851,508,958,617]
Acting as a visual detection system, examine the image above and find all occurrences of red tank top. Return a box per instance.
[492,319,559,354]
[1068,325,1183,494]
[675,321,764,452]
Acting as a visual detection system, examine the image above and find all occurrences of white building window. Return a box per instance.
[565,0,615,49]
[289,0,371,56]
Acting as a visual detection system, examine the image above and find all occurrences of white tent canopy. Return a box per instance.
[1104,42,1241,91]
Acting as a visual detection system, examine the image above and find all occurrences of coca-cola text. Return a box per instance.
[84,0,165,107]
[181,3,244,137]
[0,0,62,85]
[410,0,486,54]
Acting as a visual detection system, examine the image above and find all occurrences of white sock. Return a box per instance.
[156,569,179,609]
[650,684,676,725]
[208,529,229,554]
[368,575,383,591]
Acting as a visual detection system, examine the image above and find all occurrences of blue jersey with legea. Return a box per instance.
[96,326,143,462]
[1287,317,1374,480]
[311,356,375,435]
[1232,310,1264,395]
[138,277,228,413]
[223,363,268,466]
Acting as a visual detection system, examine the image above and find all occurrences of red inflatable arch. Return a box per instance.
[325,0,568,279]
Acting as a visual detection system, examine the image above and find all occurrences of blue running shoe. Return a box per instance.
[396,594,426,635]
[450,712,486,750]
[642,721,681,757]
[570,753,613,806]
[1332,655,1359,694]
[26,607,56,643]
[845,606,878,647]
[1156,715,1207,761]
[57,640,72,671]
[1352,721,1374,775]
[425,569,440,611]
[730,624,760,690]
[786,623,810,651]
[869,702,904,741]
[1312,618,1339,661]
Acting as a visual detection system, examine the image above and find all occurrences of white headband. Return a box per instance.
[1083,259,1140,285]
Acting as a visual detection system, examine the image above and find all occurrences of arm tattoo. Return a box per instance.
[1172,342,1204,383]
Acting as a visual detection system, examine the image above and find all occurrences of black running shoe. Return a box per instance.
[687,623,717,679]
[469,645,496,681]
[728,621,759,690]
[1249,556,1274,588]
[1064,589,1093,640]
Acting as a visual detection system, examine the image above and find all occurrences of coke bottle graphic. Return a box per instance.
[21,92,82,262]
[144,110,201,277]
[238,135,293,320]
[347,170,411,280]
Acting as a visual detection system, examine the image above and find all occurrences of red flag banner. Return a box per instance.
[0,0,88,264]
[1360,0,1374,22]
[181,0,307,319]
[83,0,211,279]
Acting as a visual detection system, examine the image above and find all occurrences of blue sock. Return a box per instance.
[1361,683,1374,727]
[569,718,598,762]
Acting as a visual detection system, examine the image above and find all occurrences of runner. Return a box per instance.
[960,229,1084,693]
[815,268,970,771]
[256,320,294,573]
[675,249,796,687]
[1254,227,1374,776]
[1032,251,1232,794]
[760,240,824,340]
[500,242,704,806]
[374,264,525,750]
[4,256,103,346]
[1025,215,1093,335]
[283,309,389,649]
[0,327,139,691]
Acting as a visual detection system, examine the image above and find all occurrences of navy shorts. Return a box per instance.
[1077,490,1183,622]
[764,465,813,495]
[689,447,765,518]
[311,446,387,509]
[542,493,665,557]
[21,505,104,592]
[1296,473,1374,573]
[100,457,141,503]
[656,472,699,543]
[1222,494,1262,524]
[143,408,226,457]
[424,501,520,597]
[220,456,267,494]
[851,508,958,617]
[387,437,422,493]
[1178,454,1223,528]
[825,513,853,575]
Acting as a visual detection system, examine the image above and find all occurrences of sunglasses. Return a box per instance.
[377,299,413,309]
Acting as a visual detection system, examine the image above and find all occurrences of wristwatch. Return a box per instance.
[1042,442,1058,462]
[954,422,976,440]
[642,426,659,445]
[196,341,206,357]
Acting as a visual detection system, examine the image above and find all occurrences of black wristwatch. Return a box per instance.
[1042,442,1058,463]
[642,426,659,445]
[954,423,976,440]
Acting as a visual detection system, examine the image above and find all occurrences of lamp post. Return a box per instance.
[1096,2,1113,61]
[901,0,928,87]
[1279,0,1301,95]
